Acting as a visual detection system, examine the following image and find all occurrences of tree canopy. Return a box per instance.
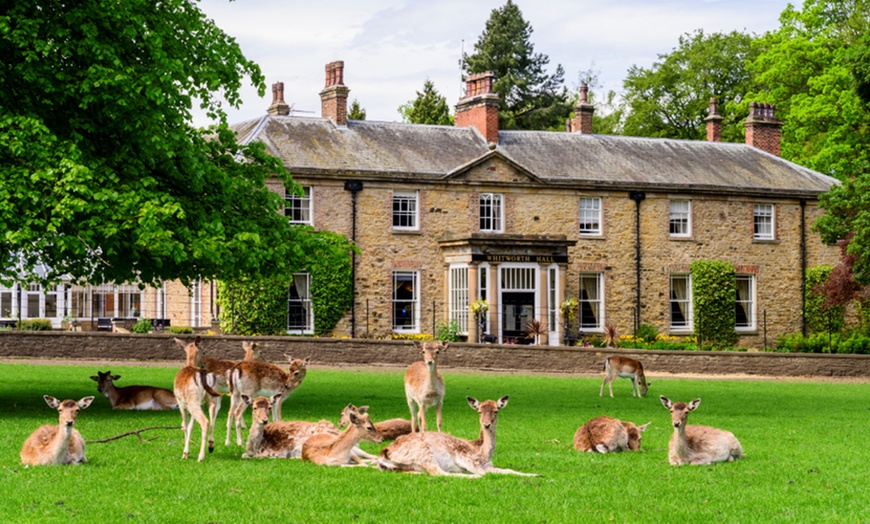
[0,0,326,287]
[463,0,571,131]
[620,30,758,141]
[398,79,453,125]
[348,98,367,121]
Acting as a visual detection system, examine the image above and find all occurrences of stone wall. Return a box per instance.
[1,332,867,379]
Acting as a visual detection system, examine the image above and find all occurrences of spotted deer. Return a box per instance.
[378,396,538,477]
[301,405,383,466]
[173,336,220,461]
[89,371,177,410]
[203,341,260,445]
[660,396,743,466]
[339,404,412,441]
[573,415,650,453]
[404,340,447,433]
[240,394,338,459]
[225,355,309,446]
[20,395,95,466]
[600,356,651,398]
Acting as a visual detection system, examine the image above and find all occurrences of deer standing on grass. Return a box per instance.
[225,355,309,446]
[173,336,221,461]
[340,404,413,441]
[20,395,95,466]
[405,340,447,433]
[240,394,339,459]
[89,371,177,410]
[301,405,383,466]
[660,396,743,466]
[600,356,650,398]
[378,396,538,478]
[573,416,650,453]
[203,341,259,445]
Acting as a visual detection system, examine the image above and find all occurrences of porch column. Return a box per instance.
[468,264,479,343]
[488,263,499,341]
[559,264,568,345]
[539,265,549,346]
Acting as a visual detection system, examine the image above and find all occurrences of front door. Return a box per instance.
[501,291,535,343]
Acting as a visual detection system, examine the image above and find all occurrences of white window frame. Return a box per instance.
[0,284,15,319]
[479,193,503,233]
[669,200,691,237]
[670,274,693,332]
[392,190,419,231]
[287,272,314,334]
[579,197,602,236]
[68,284,142,319]
[754,203,774,240]
[190,280,202,328]
[285,186,312,225]
[735,274,756,331]
[448,265,469,335]
[547,265,560,344]
[578,273,603,332]
[392,270,420,333]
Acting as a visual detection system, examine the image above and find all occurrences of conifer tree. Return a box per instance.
[399,79,453,125]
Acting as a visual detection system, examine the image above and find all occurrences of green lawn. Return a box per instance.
[0,362,867,523]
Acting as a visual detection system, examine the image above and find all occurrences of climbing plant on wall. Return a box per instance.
[691,260,738,349]
[805,265,845,335]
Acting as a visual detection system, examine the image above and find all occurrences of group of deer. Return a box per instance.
[575,355,742,466]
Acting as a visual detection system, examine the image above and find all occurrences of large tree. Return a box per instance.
[0,0,326,287]
[398,79,453,125]
[463,0,571,131]
[621,30,759,141]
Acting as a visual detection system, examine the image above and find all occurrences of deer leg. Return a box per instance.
[435,401,443,432]
[181,409,195,460]
[407,398,418,433]
[208,395,220,452]
[225,394,236,446]
[418,405,428,433]
[608,378,615,398]
[630,377,638,397]
[599,376,607,397]
[192,407,209,462]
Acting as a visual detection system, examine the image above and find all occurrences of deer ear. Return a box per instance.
[241,395,252,406]
[89,375,98,382]
[357,405,370,414]
[688,398,701,411]
[44,396,60,409]
[638,422,651,433]
[440,341,449,350]
[78,396,95,409]
[112,374,121,381]
[270,393,283,405]
[497,395,509,409]
[412,341,423,350]
[660,396,672,409]
[174,337,186,349]
[348,411,361,425]
[466,397,479,409]
[194,336,202,345]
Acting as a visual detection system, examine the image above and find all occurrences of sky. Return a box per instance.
[193,0,796,127]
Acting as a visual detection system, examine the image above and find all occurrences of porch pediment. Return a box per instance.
[443,151,543,185]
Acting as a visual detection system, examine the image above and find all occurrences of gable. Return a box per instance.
[446,152,542,185]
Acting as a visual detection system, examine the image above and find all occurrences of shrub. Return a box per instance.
[131,318,153,334]
[805,265,845,334]
[691,260,738,349]
[391,333,433,341]
[167,325,193,335]
[635,323,658,343]
[18,318,53,331]
[435,321,462,342]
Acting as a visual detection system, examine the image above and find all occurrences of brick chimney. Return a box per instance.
[705,97,722,142]
[320,61,350,126]
[267,82,290,116]
[744,102,783,156]
[567,83,594,134]
[454,72,500,144]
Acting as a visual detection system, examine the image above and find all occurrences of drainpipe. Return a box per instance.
[800,199,807,337]
[344,180,364,338]
[629,191,646,335]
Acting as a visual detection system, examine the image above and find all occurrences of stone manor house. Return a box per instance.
[2,60,840,347]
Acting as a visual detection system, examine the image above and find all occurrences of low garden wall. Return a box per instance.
[0,331,867,379]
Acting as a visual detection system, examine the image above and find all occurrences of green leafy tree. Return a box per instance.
[463,0,571,131]
[348,98,366,121]
[572,68,623,135]
[399,79,453,125]
[0,0,319,287]
[691,260,738,349]
[621,30,759,141]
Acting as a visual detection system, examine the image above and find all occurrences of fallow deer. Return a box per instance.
[203,341,260,446]
[339,404,412,441]
[660,396,743,466]
[90,371,177,410]
[173,336,220,461]
[301,405,383,466]
[404,340,447,432]
[240,394,339,459]
[600,356,651,398]
[573,415,650,453]
[378,396,538,477]
[225,355,309,446]
[20,395,95,466]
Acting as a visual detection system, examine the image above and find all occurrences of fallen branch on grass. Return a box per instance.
[87,425,180,444]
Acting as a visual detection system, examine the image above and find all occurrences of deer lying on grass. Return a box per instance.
[20,395,95,466]
[573,416,650,453]
[600,356,650,398]
[405,340,447,432]
[173,336,221,461]
[301,405,383,466]
[660,396,743,466]
[240,394,339,459]
[226,355,309,446]
[378,396,538,478]
[339,404,412,441]
[90,371,177,410]
[203,341,259,445]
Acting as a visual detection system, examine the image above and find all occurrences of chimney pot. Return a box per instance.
[569,82,595,134]
[267,81,290,116]
[455,71,500,143]
[744,100,783,156]
[705,97,723,142]
[320,61,350,125]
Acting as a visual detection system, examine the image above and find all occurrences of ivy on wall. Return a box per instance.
[691,259,738,349]
[805,265,845,334]
[217,229,356,336]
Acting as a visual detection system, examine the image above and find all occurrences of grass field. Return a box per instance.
[1,361,867,523]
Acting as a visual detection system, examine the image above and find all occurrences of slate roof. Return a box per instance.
[232,115,838,197]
